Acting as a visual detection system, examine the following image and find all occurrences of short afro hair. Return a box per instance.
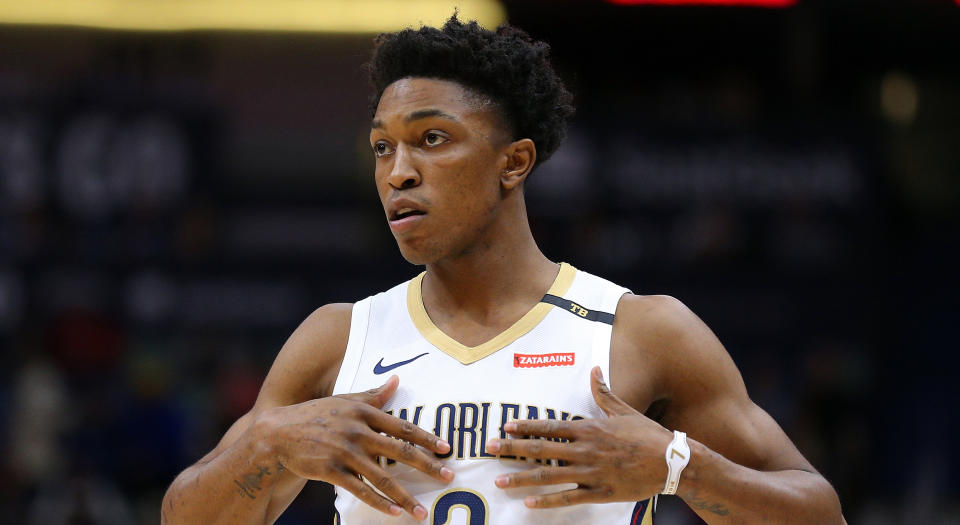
[367,14,575,167]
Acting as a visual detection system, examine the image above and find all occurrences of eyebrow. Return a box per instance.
[371,108,459,129]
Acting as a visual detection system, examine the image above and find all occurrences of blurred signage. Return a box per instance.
[606,0,796,6]
[0,0,507,33]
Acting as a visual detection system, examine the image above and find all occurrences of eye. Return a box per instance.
[373,141,394,158]
[423,132,448,147]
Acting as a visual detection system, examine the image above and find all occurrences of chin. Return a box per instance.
[394,228,475,266]
[398,250,431,266]
[395,239,440,266]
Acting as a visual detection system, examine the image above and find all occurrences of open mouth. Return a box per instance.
[391,208,426,221]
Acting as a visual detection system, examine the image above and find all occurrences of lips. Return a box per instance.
[387,198,427,233]
[391,207,426,221]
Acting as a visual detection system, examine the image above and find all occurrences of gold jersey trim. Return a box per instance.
[406,262,577,365]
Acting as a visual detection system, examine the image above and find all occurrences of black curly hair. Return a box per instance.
[367,14,575,167]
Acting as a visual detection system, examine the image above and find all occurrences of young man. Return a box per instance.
[162,17,845,525]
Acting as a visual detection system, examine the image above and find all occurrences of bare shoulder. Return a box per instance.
[255,302,354,409]
[616,294,732,363]
[611,294,747,414]
[193,302,354,466]
[613,294,816,472]
[614,293,701,340]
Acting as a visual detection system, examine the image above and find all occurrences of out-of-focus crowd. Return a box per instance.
[1,3,958,523]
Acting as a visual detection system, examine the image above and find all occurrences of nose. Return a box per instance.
[386,144,421,190]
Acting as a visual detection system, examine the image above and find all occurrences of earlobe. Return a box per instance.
[500,138,537,190]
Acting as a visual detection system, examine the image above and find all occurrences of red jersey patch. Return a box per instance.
[513,352,576,368]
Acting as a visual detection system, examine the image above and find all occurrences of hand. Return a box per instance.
[253,376,453,520]
[485,366,672,509]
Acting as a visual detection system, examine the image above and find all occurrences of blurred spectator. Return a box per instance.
[27,472,135,525]
[0,2,957,523]
[7,357,69,485]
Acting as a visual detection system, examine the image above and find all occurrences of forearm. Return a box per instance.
[678,438,844,525]
[162,430,288,525]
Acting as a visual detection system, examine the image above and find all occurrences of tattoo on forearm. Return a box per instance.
[683,489,731,517]
[234,462,285,499]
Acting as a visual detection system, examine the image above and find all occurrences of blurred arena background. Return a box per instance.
[0,0,958,523]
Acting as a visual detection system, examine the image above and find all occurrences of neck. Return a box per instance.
[422,200,556,321]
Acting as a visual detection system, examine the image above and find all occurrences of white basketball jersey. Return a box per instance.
[331,263,655,525]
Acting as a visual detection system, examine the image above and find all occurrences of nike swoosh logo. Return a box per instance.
[374,352,429,375]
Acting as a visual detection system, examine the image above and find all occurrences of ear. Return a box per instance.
[500,138,537,190]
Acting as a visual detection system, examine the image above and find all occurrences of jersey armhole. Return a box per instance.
[589,287,631,392]
[331,297,373,396]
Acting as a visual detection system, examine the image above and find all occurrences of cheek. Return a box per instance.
[439,172,496,219]
[440,178,500,238]
[436,149,500,195]
[373,165,392,202]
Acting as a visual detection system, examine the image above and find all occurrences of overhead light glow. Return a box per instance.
[0,0,507,33]
[607,0,796,7]
[880,72,919,126]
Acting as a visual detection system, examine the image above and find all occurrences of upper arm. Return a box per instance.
[193,302,354,521]
[200,302,353,462]
[612,294,816,474]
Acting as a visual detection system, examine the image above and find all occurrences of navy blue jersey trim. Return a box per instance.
[630,499,651,524]
[540,294,615,325]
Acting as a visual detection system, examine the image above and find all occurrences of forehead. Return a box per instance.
[373,77,494,124]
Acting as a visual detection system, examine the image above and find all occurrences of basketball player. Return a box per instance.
[162,16,845,525]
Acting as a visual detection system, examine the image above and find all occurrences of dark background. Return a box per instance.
[1,0,958,523]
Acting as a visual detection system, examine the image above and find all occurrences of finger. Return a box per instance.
[365,409,451,455]
[485,437,577,460]
[503,418,578,440]
[373,435,455,482]
[334,468,405,517]
[494,466,586,489]
[344,456,429,521]
[590,366,635,416]
[525,486,612,509]
[338,375,399,409]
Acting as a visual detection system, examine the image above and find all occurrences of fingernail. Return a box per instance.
[413,505,428,520]
[525,496,538,507]
[436,439,450,453]
[495,475,508,488]
[503,421,516,432]
[485,440,500,454]
[440,467,454,481]
[597,368,605,382]
[389,504,403,515]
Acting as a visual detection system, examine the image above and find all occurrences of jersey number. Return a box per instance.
[431,489,489,525]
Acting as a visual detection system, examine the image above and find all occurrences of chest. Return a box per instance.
[342,304,604,457]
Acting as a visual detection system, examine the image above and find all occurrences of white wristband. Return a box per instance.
[661,430,690,495]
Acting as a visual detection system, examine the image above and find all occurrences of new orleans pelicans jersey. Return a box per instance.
[331,263,655,524]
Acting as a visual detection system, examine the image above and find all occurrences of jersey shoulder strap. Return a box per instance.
[558,268,632,389]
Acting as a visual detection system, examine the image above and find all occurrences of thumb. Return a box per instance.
[342,375,399,408]
[590,366,635,416]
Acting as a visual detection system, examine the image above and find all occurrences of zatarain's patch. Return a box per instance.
[513,352,575,368]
